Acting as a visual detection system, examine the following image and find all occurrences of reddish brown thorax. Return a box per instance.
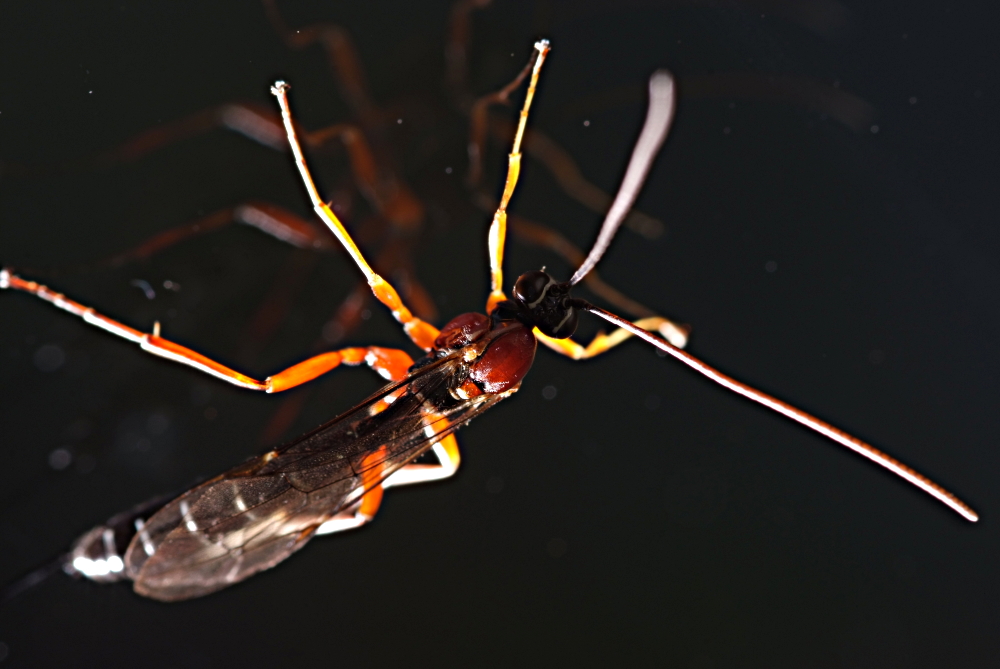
[433,312,536,395]
[433,312,491,350]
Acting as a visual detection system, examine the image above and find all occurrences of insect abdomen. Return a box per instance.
[64,491,177,584]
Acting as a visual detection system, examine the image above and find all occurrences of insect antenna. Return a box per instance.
[561,72,978,521]
[577,304,979,522]
[569,70,676,286]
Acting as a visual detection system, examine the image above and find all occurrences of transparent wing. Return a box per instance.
[123,354,506,601]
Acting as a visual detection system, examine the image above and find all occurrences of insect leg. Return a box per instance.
[314,432,462,538]
[535,314,691,357]
[258,5,428,231]
[271,83,439,350]
[316,393,464,539]
[315,405,463,538]
[1,269,414,392]
[314,431,462,538]
[314,446,391,536]
[107,203,336,268]
[485,40,550,314]
[384,434,462,488]
[263,1,375,123]
[482,115,666,240]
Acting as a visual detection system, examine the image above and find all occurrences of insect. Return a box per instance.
[1,41,977,602]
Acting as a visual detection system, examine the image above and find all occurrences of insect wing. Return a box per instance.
[123,355,505,601]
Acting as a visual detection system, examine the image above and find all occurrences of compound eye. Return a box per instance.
[538,305,579,339]
[512,270,554,307]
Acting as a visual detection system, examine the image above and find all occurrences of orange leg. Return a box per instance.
[485,40,550,314]
[313,432,463,537]
[308,407,461,538]
[270,83,439,351]
[314,446,389,535]
[468,76,664,242]
[485,117,666,240]
[0,269,414,393]
[2,266,462,526]
[384,434,461,488]
[535,315,690,359]
[102,201,436,343]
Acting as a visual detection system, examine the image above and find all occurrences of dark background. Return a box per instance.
[1,1,998,667]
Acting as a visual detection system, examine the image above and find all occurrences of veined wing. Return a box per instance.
[122,353,508,601]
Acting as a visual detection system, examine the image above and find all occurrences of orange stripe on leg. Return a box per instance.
[485,42,550,313]
[384,433,462,489]
[357,485,384,520]
[267,346,413,392]
[141,335,268,389]
[534,315,689,361]
[3,270,419,400]
[436,434,461,474]
[270,83,439,351]
[265,351,345,392]
[357,446,388,519]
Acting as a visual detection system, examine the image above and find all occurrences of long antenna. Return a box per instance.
[569,70,676,286]
[582,303,979,522]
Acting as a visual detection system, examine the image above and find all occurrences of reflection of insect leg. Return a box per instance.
[109,202,336,264]
[103,199,436,353]
[84,103,434,347]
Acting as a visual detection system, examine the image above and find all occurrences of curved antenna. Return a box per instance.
[582,304,979,522]
[569,70,676,286]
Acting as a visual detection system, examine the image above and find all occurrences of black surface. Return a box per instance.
[1,1,998,667]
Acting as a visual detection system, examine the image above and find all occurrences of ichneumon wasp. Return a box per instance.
[1,41,977,602]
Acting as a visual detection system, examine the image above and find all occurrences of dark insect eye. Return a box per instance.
[511,270,579,339]
[538,305,578,339]
[513,270,553,307]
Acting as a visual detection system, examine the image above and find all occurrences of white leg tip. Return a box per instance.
[0,268,10,289]
[659,323,689,349]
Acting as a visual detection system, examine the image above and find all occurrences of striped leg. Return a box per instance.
[484,40,550,314]
[270,83,439,351]
[313,434,462,537]
[535,315,690,358]
[1,269,413,393]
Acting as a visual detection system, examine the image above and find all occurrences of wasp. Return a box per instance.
[1,41,976,602]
